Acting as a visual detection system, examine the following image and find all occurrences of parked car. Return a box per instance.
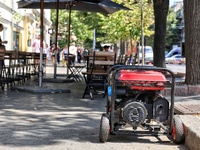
[138,46,153,64]
[165,50,169,56]
[165,47,181,58]
[165,54,184,64]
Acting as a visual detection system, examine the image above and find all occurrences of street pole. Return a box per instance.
[54,0,59,79]
[39,0,44,87]
[11,0,14,50]
[92,29,96,51]
[141,0,145,65]
[66,2,72,76]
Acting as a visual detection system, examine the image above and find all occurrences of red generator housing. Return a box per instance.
[118,70,167,90]
[99,65,177,143]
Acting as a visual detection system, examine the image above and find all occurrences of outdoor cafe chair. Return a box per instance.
[67,64,86,82]
[82,51,116,100]
[65,54,86,82]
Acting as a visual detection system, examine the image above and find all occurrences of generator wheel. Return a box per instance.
[99,114,110,143]
[171,115,185,144]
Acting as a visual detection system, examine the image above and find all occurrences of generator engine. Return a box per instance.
[121,101,147,126]
[117,91,169,127]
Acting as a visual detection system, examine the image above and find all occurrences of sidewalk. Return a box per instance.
[43,64,200,150]
[0,64,198,150]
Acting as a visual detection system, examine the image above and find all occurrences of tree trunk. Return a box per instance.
[184,0,200,85]
[153,0,169,67]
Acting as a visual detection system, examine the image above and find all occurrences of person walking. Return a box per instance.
[62,45,68,67]
[50,43,61,66]
[69,42,77,65]
[0,23,7,68]
[0,23,7,46]
[82,48,88,64]
[32,35,41,53]
[50,43,56,65]
[77,48,82,64]
[44,44,51,64]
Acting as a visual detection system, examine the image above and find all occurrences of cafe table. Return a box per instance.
[67,64,86,82]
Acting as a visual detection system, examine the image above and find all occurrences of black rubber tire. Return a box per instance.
[99,114,110,143]
[172,115,185,144]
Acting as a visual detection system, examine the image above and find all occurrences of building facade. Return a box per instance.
[0,0,52,52]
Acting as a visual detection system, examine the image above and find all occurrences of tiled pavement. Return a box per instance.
[0,63,197,150]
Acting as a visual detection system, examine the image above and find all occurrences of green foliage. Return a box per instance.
[145,8,180,48]
[50,0,154,49]
[100,0,154,44]
[166,8,180,49]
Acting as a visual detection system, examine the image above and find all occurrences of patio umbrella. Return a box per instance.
[17,0,129,86]
[18,0,129,14]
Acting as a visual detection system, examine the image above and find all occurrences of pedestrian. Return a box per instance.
[44,44,51,64]
[69,42,77,65]
[50,43,56,65]
[82,48,88,64]
[56,44,61,65]
[103,45,112,52]
[0,23,7,67]
[32,35,42,53]
[62,45,68,67]
[0,24,7,46]
[77,47,82,64]
[50,43,61,65]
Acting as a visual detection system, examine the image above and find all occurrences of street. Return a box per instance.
[166,64,185,74]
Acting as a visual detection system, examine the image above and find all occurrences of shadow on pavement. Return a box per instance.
[0,78,188,149]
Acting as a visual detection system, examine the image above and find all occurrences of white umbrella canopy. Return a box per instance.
[17,0,129,85]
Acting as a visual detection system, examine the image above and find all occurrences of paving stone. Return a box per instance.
[180,115,200,150]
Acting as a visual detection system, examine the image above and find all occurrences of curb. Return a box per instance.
[11,86,71,93]
[163,72,200,96]
[179,115,200,150]
[163,84,200,96]
[36,78,75,83]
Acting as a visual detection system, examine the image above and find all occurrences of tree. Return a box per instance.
[74,12,105,49]
[165,8,179,50]
[184,0,200,85]
[101,0,154,54]
[153,0,169,67]
[50,0,154,51]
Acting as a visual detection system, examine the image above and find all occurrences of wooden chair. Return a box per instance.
[116,52,138,65]
[117,54,127,65]
[4,51,17,86]
[82,51,115,99]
